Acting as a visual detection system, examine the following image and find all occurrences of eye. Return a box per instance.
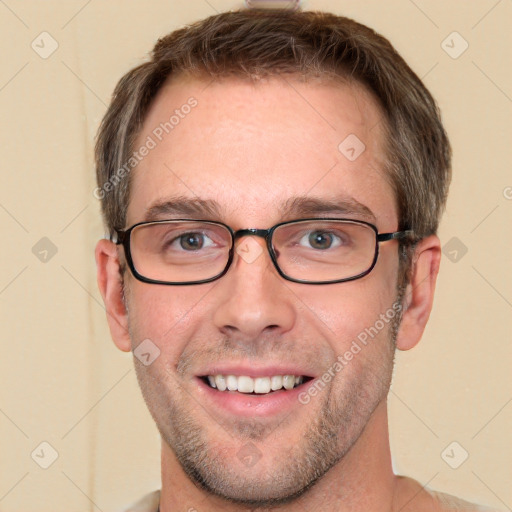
[300,230,342,250]
[173,232,214,251]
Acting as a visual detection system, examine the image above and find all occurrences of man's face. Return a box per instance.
[124,75,402,504]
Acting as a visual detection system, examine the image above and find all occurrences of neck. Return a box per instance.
[160,400,399,512]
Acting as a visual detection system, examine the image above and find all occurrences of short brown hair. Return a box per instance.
[95,9,451,245]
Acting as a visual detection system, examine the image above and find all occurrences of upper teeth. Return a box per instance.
[207,375,304,394]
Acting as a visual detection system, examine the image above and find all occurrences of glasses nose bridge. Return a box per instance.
[231,228,273,267]
[232,228,271,243]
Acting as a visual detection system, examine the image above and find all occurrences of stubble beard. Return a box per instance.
[131,294,403,508]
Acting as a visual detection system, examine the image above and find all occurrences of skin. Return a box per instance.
[96,74,446,511]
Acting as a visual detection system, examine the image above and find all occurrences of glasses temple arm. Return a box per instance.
[376,229,414,242]
[110,230,125,245]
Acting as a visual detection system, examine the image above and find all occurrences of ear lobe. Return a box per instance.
[95,238,132,352]
[395,235,441,351]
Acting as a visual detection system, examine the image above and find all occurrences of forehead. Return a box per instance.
[127,74,397,229]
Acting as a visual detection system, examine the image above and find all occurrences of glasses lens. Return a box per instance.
[130,221,232,283]
[272,220,377,282]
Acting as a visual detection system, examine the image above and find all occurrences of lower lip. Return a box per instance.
[196,377,312,418]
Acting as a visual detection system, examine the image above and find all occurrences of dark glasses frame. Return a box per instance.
[113,218,414,286]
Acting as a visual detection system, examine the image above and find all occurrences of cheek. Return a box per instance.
[125,281,214,352]
[291,274,397,348]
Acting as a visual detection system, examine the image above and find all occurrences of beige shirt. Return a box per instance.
[122,489,499,512]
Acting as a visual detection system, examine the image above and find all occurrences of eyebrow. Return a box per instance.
[283,196,376,223]
[143,195,376,223]
[144,197,221,221]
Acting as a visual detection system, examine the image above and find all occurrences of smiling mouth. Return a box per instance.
[200,374,314,395]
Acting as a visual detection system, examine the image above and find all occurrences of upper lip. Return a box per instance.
[198,364,316,379]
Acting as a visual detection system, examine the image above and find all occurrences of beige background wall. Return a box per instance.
[0,1,510,511]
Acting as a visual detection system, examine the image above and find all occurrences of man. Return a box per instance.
[94,7,496,512]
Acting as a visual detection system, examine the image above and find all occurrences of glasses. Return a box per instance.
[114,218,413,285]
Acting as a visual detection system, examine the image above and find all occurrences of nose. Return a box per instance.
[212,235,296,341]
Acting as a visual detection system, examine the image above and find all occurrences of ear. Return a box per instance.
[95,238,132,352]
[395,235,441,351]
